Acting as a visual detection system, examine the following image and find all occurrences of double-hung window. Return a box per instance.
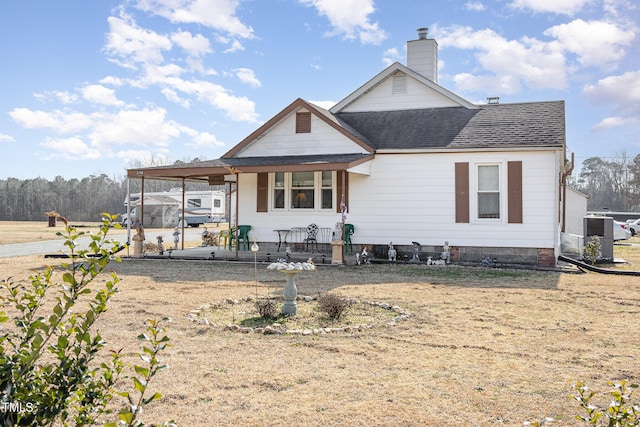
[477,165,500,219]
[291,172,315,209]
[273,172,285,209]
[455,161,522,224]
[270,171,334,211]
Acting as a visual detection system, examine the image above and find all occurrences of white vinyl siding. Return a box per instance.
[234,151,561,251]
[235,110,368,157]
[341,72,460,112]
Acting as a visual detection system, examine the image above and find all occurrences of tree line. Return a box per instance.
[570,151,640,212]
[0,174,211,222]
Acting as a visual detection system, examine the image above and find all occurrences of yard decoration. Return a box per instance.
[267,259,316,315]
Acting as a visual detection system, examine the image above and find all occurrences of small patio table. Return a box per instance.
[274,229,290,252]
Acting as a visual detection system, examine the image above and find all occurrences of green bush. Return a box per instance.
[572,380,639,426]
[0,214,174,426]
[583,235,602,264]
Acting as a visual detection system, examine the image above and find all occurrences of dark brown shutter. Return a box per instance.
[508,161,523,223]
[455,162,469,223]
[336,171,348,214]
[256,173,268,212]
[296,112,311,133]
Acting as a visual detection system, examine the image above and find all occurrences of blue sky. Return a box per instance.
[1,0,638,180]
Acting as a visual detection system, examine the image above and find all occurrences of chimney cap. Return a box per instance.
[417,27,428,39]
[487,97,500,104]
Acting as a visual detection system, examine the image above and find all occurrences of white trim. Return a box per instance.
[375,146,563,154]
[330,62,478,113]
[268,171,336,212]
[469,160,508,224]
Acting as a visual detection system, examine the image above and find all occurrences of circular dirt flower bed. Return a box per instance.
[185,294,411,335]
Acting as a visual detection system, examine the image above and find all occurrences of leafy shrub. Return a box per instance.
[584,236,602,264]
[255,299,278,319]
[0,214,173,426]
[317,293,349,320]
[572,380,639,426]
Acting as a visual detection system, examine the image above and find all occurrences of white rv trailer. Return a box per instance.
[123,188,226,228]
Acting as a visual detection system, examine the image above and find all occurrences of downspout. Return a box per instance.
[561,152,575,233]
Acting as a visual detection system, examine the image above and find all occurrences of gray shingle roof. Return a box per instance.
[335,101,565,150]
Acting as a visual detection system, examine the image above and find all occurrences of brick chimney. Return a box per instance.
[407,27,438,83]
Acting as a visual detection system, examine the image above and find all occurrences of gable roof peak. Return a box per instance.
[330,62,477,113]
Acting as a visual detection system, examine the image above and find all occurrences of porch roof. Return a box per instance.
[126,153,374,182]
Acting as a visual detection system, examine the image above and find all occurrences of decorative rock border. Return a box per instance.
[185,296,411,335]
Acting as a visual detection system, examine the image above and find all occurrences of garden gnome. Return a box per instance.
[132,219,145,257]
[202,227,210,246]
[388,242,397,262]
[441,241,451,264]
[157,235,164,255]
[410,241,421,262]
[173,227,180,249]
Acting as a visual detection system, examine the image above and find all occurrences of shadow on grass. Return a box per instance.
[112,259,561,292]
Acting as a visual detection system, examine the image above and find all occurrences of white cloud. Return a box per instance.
[186,131,225,149]
[171,30,212,57]
[583,70,640,131]
[465,1,486,11]
[105,12,172,69]
[509,0,593,15]
[0,133,15,143]
[161,88,191,108]
[544,19,635,68]
[33,91,79,104]
[234,68,261,87]
[88,108,181,149]
[382,47,402,66]
[99,76,125,86]
[584,70,640,105]
[9,108,93,133]
[134,0,254,39]
[434,25,567,94]
[591,116,637,131]
[9,105,228,160]
[39,137,101,160]
[103,12,259,123]
[308,100,336,110]
[81,84,125,106]
[299,0,388,45]
[583,70,640,130]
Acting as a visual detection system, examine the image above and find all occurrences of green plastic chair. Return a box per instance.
[229,225,252,250]
[344,223,354,253]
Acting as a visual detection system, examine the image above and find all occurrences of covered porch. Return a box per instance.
[126,153,373,261]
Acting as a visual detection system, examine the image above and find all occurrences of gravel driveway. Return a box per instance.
[0,228,205,258]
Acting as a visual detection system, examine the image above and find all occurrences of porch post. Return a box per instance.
[235,173,239,258]
[181,178,186,250]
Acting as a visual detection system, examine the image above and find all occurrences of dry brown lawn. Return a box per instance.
[1,221,639,426]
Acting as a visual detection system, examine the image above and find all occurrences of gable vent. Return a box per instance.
[296,112,311,133]
[392,75,407,94]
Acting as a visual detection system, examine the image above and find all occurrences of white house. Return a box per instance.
[128,28,575,267]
